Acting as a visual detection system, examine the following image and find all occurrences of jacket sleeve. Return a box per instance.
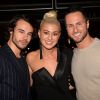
[0,55,18,100]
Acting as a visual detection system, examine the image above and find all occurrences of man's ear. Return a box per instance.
[10,31,13,34]
[87,20,89,29]
[9,28,13,35]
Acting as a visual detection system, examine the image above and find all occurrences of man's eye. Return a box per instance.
[19,30,24,33]
[77,23,82,26]
[28,33,32,36]
[53,33,58,36]
[67,25,73,28]
[44,32,48,34]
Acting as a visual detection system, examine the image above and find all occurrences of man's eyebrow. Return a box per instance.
[17,29,25,31]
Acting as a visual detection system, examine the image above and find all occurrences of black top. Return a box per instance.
[0,44,31,100]
[31,47,74,100]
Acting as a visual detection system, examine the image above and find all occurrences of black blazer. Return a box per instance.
[0,44,31,100]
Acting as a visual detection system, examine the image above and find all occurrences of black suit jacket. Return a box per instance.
[0,44,31,100]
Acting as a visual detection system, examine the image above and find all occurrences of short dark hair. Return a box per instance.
[8,14,38,38]
[64,5,88,21]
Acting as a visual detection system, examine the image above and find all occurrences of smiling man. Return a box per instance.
[0,14,36,100]
[65,5,100,100]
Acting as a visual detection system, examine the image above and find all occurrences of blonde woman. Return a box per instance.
[26,10,74,100]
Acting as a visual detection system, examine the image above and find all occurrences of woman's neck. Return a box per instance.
[41,47,57,59]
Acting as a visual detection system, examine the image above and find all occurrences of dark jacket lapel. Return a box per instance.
[54,47,73,96]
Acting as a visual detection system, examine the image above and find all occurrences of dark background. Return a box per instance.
[0,0,100,51]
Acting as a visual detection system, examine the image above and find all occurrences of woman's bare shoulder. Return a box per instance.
[26,49,39,62]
